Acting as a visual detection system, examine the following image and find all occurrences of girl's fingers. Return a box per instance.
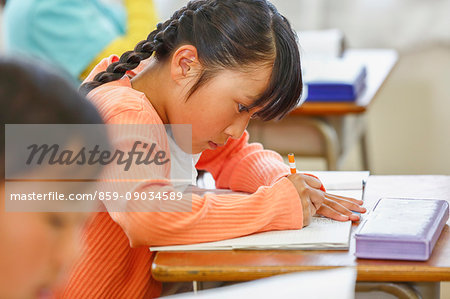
[308,188,325,211]
[325,192,364,205]
[316,205,349,222]
[317,204,360,222]
[325,193,364,206]
[322,197,363,221]
[325,194,367,213]
[323,197,353,216]
[348,213,361,221]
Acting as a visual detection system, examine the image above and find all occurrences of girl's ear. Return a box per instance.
[170,45,200,84]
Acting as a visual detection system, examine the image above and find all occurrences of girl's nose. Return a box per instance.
[224,114,251,139]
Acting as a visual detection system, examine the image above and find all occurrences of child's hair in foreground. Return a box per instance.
[0,57,104,179]
[81,0,302,121]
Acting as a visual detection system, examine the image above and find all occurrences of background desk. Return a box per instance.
[247,49,398,170]
[152,175,450,298]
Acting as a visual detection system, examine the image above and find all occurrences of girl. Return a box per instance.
[62,0,365,297]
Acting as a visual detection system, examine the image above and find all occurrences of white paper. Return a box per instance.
[163,267,356,299]
[297,29,345,59]
[302,171,369,190]
[150,217,351,252]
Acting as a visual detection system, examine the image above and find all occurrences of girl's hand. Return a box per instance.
[316,193,366,221]
[286,174,325,226]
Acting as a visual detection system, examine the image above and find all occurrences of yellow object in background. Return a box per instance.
[80,0,159,80]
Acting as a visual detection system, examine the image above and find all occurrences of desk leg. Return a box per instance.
[327,114,368,171]
[413,282,440,299]
[292,117,340,170]
[360,130,370,171]
[192,281,204,293]
[356,282,440,299]
[312,118,339,170]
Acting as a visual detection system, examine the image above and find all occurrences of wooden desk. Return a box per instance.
[247,49,398,170]
[152,176,450,297]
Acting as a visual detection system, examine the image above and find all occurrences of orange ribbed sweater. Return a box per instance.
[60,56,303,298]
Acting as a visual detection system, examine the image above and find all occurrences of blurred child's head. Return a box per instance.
[81,0,302,153]
[0,57,104,299]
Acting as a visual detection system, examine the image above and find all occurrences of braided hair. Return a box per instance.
[81,0,302,121]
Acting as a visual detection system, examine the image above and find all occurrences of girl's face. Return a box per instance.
[0,186,87,299]
[169,65,272,154]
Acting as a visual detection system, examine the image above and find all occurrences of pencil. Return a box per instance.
[361,179,367,202]
[288,153,297,174]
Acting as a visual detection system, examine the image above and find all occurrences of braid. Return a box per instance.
[80,0,211,96]
[80,30,156,96]
[79,6,195,96]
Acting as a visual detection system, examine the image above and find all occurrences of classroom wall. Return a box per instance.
[154,0,450,175]
[269,0,450,175]
[278,0,450,175]
[364,46,450,175]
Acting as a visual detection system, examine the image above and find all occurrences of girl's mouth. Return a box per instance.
[208,141,218,149]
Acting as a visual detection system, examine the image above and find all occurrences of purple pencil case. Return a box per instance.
[355,197,449,261]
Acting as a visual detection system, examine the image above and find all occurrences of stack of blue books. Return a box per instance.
[303,60,367,102]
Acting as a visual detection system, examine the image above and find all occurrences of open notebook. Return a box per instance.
[150,171,369,252]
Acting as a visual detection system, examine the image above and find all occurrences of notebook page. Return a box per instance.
[150,217,351,252]
[304,171,369,190]
[230,217,351,250]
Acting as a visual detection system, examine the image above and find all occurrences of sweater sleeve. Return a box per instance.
[196,131,292,193]
[114,178,303,247]
[99,110,303,248]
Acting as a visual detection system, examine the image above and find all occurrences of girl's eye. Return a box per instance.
[238,103,250,113]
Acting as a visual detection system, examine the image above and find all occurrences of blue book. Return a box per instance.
[304,60,367,102]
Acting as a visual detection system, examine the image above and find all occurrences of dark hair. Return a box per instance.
[0,57,105,178]
[81,0,302,121]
